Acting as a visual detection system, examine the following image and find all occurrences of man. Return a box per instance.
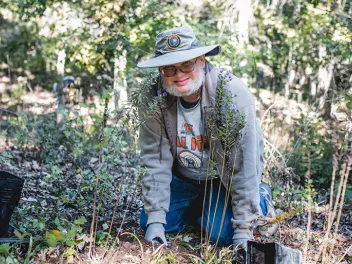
[137,27,277,260]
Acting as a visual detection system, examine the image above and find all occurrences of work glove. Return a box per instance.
[233,228,251,264]
[145,223,168,245]
[232,238,247,264]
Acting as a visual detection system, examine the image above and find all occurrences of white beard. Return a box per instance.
[163,68,204,97]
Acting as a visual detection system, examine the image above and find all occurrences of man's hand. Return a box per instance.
[145,223,168,245]
[232,239,248,264]
[233,238,248,251]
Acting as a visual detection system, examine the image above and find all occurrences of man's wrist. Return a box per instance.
[147,222,164,227]
[232,228,253,241]
[146,211,167,225]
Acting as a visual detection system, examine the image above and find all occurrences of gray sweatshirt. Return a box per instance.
[138,62,264,241]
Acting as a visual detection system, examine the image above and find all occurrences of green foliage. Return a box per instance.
[0,243,11,256]
[274,185,305,210]
[205,71,247,173]
[4,93,137,262]
[43,217,87,247]
[287,113,334,187]
[214,72,246,149]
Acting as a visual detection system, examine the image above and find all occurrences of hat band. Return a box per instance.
[154,39,201,57]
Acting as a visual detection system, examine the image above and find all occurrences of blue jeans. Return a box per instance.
[140,175,267,246]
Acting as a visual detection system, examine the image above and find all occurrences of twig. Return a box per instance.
[6,53,11,85]
[315,154,348,263]
[336,244,352,264]
[264,138,287,167]
[0,108,18,117]
[89,98,109,256]
[285,136,301,164]
[104,195,120,249]
[327,155,338,229]
[260,99,276,125]
[27,82,34,93]
[303,169,312,261]
[326,155,351,263]
[322,153,339,262]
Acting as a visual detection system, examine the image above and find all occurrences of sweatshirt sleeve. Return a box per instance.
[138,98,174,226]
[230,103,264,240]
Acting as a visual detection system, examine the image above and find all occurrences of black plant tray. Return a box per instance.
[0,171,24,238]
[247,241,302,264]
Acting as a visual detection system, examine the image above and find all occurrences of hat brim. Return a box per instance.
[137,45,221,68]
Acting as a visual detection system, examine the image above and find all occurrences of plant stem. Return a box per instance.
[315,153,338,263]
[326,155,351,263]
[89,97,109,256]
[23,236,33,264]
[303,166,312,261]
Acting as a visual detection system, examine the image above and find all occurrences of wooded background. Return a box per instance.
[0,0,351,263]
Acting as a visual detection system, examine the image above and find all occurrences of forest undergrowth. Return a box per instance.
[0,86,351,264]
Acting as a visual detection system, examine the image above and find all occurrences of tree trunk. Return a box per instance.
[317,62,334,115]
[56,49,66,125]
[113,52,128,121]
[323,67,336,119]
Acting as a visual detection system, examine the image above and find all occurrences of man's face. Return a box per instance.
[160,56,205,97]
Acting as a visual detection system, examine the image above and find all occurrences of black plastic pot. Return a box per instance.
[247,241,302,264]
[0,171,24,238]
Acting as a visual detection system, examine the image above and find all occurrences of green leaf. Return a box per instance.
[72,148,83,156]
[66,240,74,246]
[96,230,106,241]
[54,217,60,227]
[38,222,45,230]
[45,232,58,247]
[14,230,24,240]
[66,248,75,256]
[61,195,70,204]
[74,216,87,226]
[0,244,11,255]
[0,152,12,160]
[68,225,77,239]
[102,89,111,100]
[49,230,63,241]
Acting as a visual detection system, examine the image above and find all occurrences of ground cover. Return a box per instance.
[0,88,351,263]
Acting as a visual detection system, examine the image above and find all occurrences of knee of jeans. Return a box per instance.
[139,208,148,230]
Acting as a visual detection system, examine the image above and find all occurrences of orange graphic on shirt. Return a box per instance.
[177,133,208,152]
[183,123,193,134]
[191,135,209,152]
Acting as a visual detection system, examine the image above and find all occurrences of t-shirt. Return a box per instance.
[173,97,218,181]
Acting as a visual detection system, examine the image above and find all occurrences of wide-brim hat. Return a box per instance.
[137,27,221,68]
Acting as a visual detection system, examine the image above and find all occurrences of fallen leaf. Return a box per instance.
[183,235,193,243]
[21,197,37,202]
[37,249,47,261]
[32,160,40,170]
[67,255,74,264]
[23,161,31,169]
[89,157,99,164]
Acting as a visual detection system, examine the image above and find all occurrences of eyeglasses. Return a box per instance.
[159,58,198,77]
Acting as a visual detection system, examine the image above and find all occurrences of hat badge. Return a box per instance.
[166,34,181,49]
